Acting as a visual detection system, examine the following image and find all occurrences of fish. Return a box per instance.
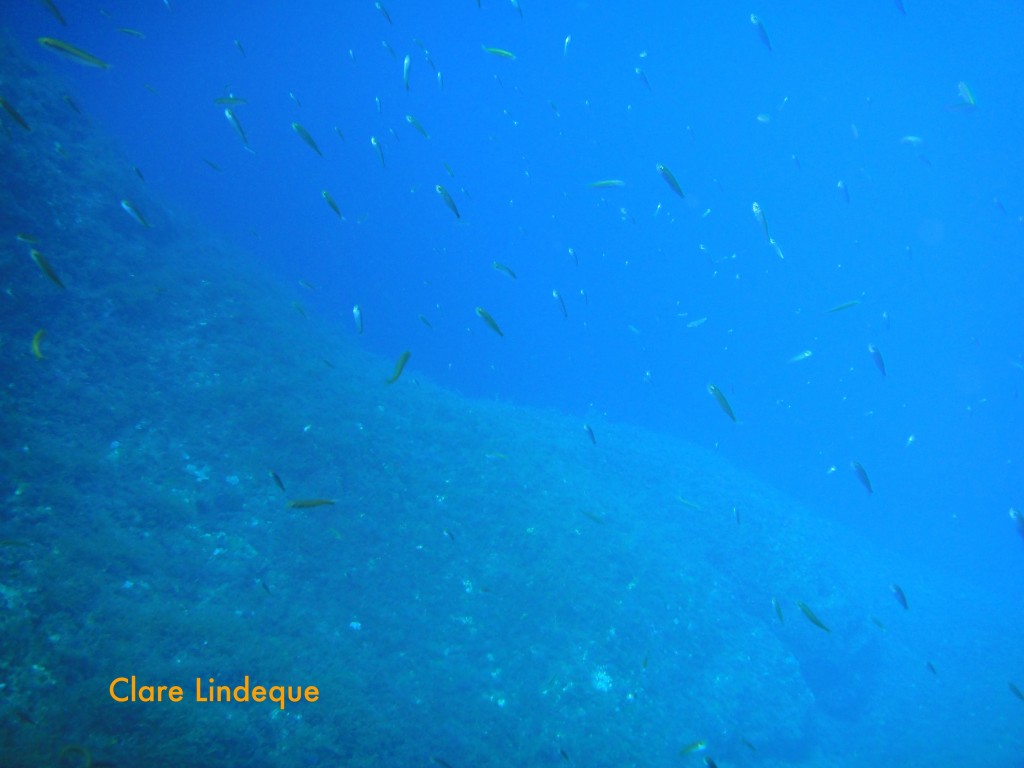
[553,290,567,318]
[475,307,504,337]
[0,98,30,131]
[956,81,976,108]
[58,747,92,767]
[583,424,596,445]
[677,497,703,512]
[322,190,342,218]
[703,758,718,768]
[15,233,37,243]
[1009,508,1024,540]
[42,0,67,25]
[588,179,625,188]
[291,123,322,156]
[871,616,886,630]
[563,35,571,57]
[38,37,110,68]
[370,136,385,168]
[851,461,873,493]
[797,601,830,632]
[62,95,81,113]
[214,95,247,106]
[510,0,523,17]
[482,45,516,59]
[224,108,247,146]
[402,55,411,91]
[405,114,429,138]
[31,330,46,359]
[203,158,222,172]
[287,499,336,509]
[707,384,736,422]
[119,28,146,38]
[827,300,860,313]
[1010,682,1024,702]
[890,583,908,610]
[635,67,651,90]
[837,180,850,204]
[492,261,517,279]
[387,350,411,384]
[120,199,150,227]
[894,0,906,13]
[788,350,813,363]
[772,597,784,624]
[926,661,937,675]
[655,163,684,198]
[269,471,285,491]
[750,14,772,51]
[436,185,460,218]
[233,39,245,56]
[133,166,145,181]
[752,201,770,240]
[679,740,706,756]
[289,92,301,107]
[13,708,36,726]
[30,249,65,289]
[375,1,392,23]
[418,315,433,329]
[868,343,886,376]
[352,305,363,334]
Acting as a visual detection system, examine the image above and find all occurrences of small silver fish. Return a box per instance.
[750,14,772,51]
[436,184,460,218]
[224,108,247,145]
[352,304,363,334]
[868,344,886,376]
[1010,508,1024,541]
[370,135,385,168]
[851,461,873,493]
[707,384,736,422]
[752,201,770,241]
[120,199,150,227]
[583,424,596,444]
[552,289,567,318]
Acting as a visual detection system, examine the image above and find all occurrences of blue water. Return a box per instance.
[1,1,1022,765]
